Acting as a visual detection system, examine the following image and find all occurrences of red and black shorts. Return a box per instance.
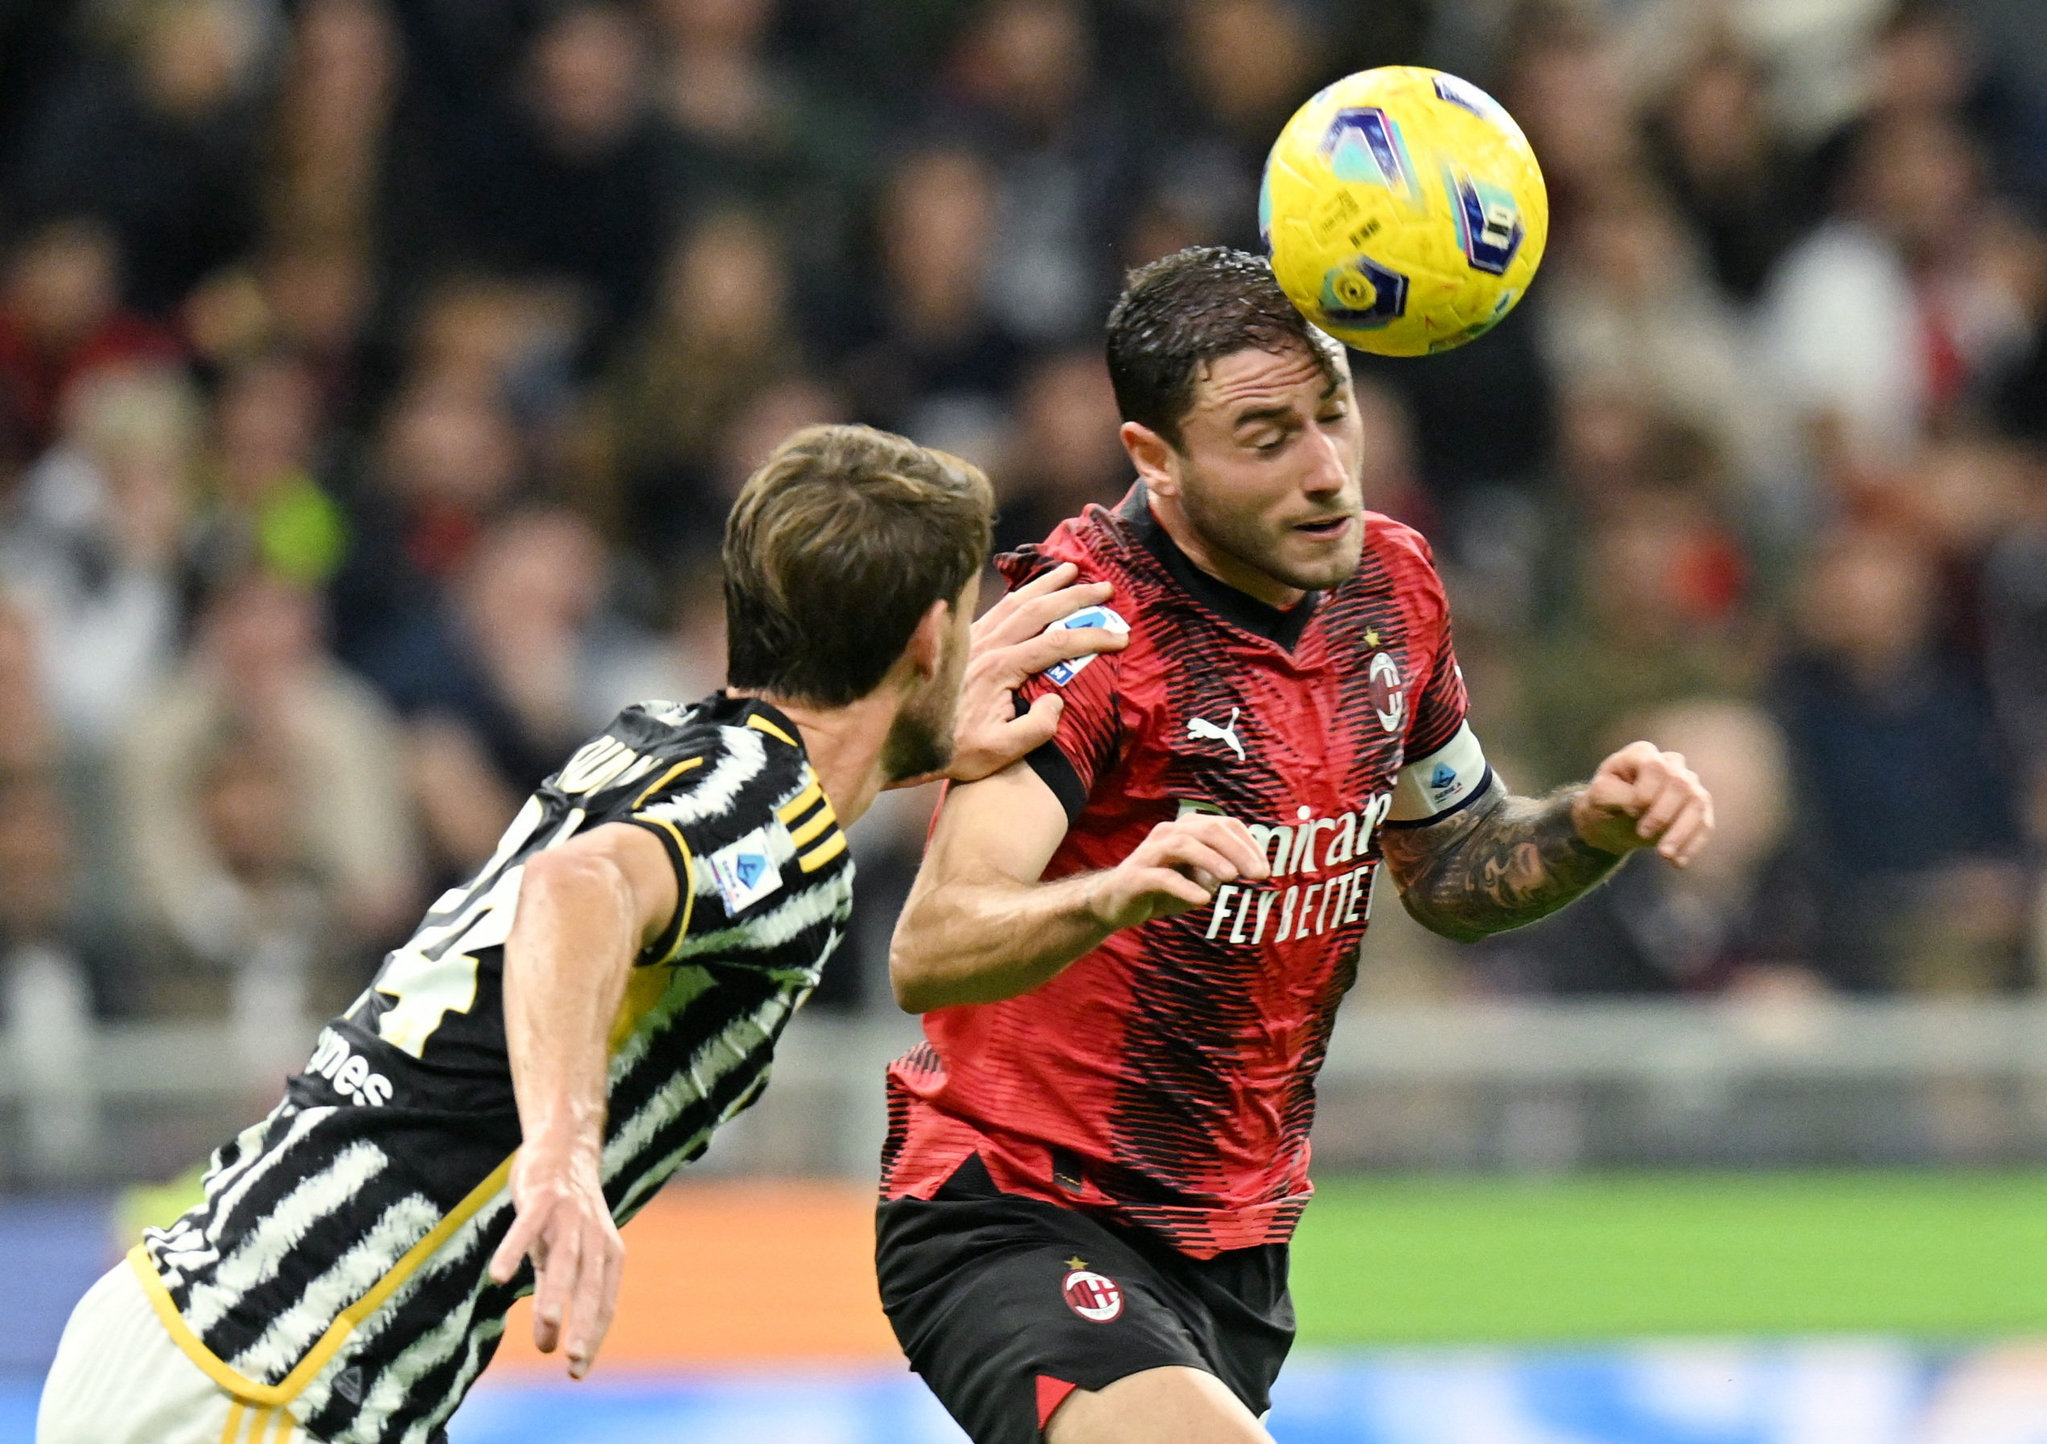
[875,1156,1294,1444]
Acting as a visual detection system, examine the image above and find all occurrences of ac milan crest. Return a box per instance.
[1061,1267,1124,1323]
[1367,652,1406,734]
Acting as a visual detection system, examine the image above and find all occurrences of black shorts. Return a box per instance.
[875,1156,1294,1444]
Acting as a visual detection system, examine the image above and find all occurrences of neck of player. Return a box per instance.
[1146,492,1306,612]
[734,689,896,828]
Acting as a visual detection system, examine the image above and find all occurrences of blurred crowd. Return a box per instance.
[0,0,2043,1034]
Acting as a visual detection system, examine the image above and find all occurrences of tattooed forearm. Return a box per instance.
[1377,776,1626,943]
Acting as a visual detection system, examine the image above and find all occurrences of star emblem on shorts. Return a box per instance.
[1364,628,1381,648]
[1064,1256,1088,1271]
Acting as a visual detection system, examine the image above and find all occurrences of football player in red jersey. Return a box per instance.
[874,249,1715,1444]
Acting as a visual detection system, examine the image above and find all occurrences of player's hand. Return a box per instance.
[1087,814,1272,930]
[1570,740,1715,866]
[935,562,1130,785]
[487,1143,624,1381]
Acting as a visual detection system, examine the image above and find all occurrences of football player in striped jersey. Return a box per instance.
[38,424,1124,1444]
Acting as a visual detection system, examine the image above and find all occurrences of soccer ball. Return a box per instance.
[1260,66,1548,357]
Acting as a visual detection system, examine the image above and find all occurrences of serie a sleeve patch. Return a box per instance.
[1388,721,1490,823]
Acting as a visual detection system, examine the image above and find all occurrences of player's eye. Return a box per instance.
[1245,429,1290,454]
[1318,405,1350,426]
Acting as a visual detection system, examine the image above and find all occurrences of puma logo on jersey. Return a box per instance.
[1187,708,1245,761]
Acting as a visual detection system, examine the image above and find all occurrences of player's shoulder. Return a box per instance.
[997,496,1141,591]
[1351,513,1451,608]
[560,694,808,818]
[1360,512,1441,575]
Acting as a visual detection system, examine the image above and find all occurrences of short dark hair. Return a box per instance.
[1104,246,1335,449]
[724,424,993,706]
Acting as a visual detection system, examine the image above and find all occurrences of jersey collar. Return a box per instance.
[707,691,806,750]
[1115,485,1321,651]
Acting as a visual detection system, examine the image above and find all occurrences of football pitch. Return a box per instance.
[6,1171,2046,1443]
[1289,1170,2047,1344]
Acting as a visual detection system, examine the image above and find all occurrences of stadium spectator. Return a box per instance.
[373,507,653,874]
[706,371,850,506]
[601,207,805,558]
[1981,465,2047,980]
[1758,109,2030,472]
[117,570,417,1024]
[190,351,350,590]
[0,221,183,453]
[987,347,1126,554]
[1772,524,2026,990]
[0,767,97,1177]
[0,0,2040,1018]
[6,0,269,315]
[843,146,1027,450]
[1497,4,1638,246]
[457,2,668,344]
[328,364,528,689]
[1472,699,1822,995]
[266,0,398,258]
[0,364,199,752]
[647,0,868,278]
[1520,477,1752,787]
[934,0,1128,345]
[1535,172,1790,520]
[1645,36,1809,304]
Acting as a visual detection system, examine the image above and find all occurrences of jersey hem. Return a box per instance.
[131,1151,517,1407]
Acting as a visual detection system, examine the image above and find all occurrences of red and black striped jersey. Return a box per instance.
[882,487,1488,1257]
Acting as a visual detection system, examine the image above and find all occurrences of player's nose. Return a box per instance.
[1299,425,1351,498]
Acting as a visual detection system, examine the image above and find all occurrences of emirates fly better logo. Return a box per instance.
[1061,1261,1124,1323]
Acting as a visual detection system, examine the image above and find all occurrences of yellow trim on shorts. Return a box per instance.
[130,1151,517,1407]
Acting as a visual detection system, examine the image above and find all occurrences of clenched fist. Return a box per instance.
[1570,740,1715,867]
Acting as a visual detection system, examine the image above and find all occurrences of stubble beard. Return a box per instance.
[881,698,953,783]
[880,639,965,783]
[1178,464,1364,595]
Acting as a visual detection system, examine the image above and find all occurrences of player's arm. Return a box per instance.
[1379,741,1714,943]
[888,764,1270,1012]
[486,822,679,1379]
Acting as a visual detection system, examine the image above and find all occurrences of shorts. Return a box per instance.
[875,1155,1294,1444]
[37,1259,316,1444]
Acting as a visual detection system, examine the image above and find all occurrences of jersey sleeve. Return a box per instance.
[1404,618,1469,761]
[614,754,709,965]
[1017,604,1130,827]
[1384,526,1491,827]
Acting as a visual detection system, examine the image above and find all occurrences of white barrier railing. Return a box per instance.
[6,999,2047,1185]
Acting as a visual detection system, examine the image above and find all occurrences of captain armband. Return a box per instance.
[1387,722,1493,827]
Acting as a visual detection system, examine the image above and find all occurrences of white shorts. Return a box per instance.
[38,1261,313,1444]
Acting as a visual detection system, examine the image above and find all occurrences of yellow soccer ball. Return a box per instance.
[1260,66,1548,357]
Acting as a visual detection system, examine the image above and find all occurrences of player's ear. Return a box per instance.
[901,597,951,683]
[1120,421,1179,499]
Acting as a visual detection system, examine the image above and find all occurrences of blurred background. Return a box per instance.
[1,0,2046,1439]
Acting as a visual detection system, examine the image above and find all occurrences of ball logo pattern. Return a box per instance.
[1261,66,1548,356]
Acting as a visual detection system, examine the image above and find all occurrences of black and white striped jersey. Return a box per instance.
[133,693,854,1444]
